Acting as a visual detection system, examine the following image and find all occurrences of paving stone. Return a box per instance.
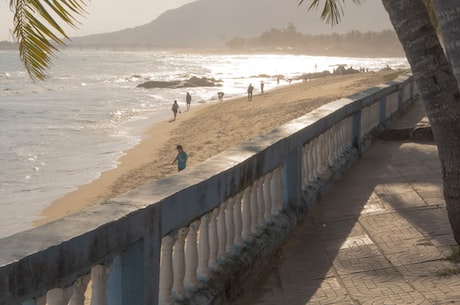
[227,101,459,305]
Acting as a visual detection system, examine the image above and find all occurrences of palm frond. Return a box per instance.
[299,0,361,26]
[11,0,87,80]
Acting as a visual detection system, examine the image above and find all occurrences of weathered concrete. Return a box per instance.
[226,98,460,305]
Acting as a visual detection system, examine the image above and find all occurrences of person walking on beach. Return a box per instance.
[186,92,192,111]
[247,83,254,101]
[171,100,181,120]
[217,91,224,101]
[172,144,188,171]
[260,81,264,95]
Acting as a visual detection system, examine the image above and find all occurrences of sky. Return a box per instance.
[0,0,195,41]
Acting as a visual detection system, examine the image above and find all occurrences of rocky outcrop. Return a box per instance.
[137,76,223,89]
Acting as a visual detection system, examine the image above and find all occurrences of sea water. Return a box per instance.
[0,49,409,238]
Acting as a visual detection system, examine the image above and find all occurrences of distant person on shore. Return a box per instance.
[171,100,181,120]
[218,91,224,101]
[186,92,192,111]
[247,83,254,101]
[172,144,188,171]
[260,81,264,95]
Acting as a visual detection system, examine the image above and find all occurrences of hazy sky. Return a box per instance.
[0,0,195,41]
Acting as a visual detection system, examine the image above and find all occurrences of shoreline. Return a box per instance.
[34,70,404,226]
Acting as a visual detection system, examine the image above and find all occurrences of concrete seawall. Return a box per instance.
[0,73,417,305]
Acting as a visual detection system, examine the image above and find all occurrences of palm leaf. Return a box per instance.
[299,0,361,26]
[11,0,87,80]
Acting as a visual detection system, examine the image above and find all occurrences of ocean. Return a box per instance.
[0,49,409,238]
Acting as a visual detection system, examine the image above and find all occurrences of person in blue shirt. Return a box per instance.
[172,144,188,171]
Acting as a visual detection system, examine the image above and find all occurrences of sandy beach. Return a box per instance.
[35,70,402,226]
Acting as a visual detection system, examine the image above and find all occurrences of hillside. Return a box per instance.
[69,0,394,50]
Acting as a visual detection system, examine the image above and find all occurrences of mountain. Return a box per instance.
[69,0,393,49]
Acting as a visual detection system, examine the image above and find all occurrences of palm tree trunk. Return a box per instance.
[431,1,460,86]
[381,0,460,245]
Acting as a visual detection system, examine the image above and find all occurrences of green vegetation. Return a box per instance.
[436,247,460,277]
[447,246,460,263]
[435,267,460,276]
[226,25,404,58]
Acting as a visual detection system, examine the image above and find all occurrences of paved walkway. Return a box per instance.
[229,100,460,304]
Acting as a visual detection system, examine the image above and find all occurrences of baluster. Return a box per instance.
[314,136,321,176]
[225,197,235,255]
[256,179,265,229]
[208,208,219,271]
[184,220,200,292]
[46,288,71,305]
[263,173,273,223]
[318,132,326,176]
[69,275,90,305]
[172,228,188,300]
[301,144,308,188]
[159,235,174,305]
[312,137,320,179]
[90,264,110,305]
[242,186,253,242]
[269,169,279,217]
[343,119,350,150]
[339,121,346,153]
[233,192,243,250]
[306,140,315,183]
[250,183,259,236]
[336,122,344,157]
[274,167,283,212]
[197,214,210,281]
[340,119,346,149]
[326,129,333,166]
[217,204,226,263]
[330,126,338,163]
[344,118,351,149]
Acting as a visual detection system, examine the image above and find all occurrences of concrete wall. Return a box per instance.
[0,73,417,305]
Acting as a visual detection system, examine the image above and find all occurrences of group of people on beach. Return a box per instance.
[171,91,192,120]
[172,80,266,120]
[170,80,266,171]
[247,81,264,101]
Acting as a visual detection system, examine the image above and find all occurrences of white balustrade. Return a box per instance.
[233,192,243,249]
[184,221,200,291]
[263,173,273,223]
[159,235,174,305]
[242,186,252,242]
[69,275,90,305]
[172,228,188,300]
[270,169,279,216]
[268,167,283,215]
[301,144,308,188]
[217,205,226,263]
[89,264,110,305]
[256,179,266,229]
[225,198,235,255]
[46,287,71,305]
[208,208,219,271]
[197,214,210,281]
[306,139,315,183]
[326,129,334,167]
[250,183,259,236]
[5,78,414,305]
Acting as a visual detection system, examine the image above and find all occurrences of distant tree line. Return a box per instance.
[225,24,404,57]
